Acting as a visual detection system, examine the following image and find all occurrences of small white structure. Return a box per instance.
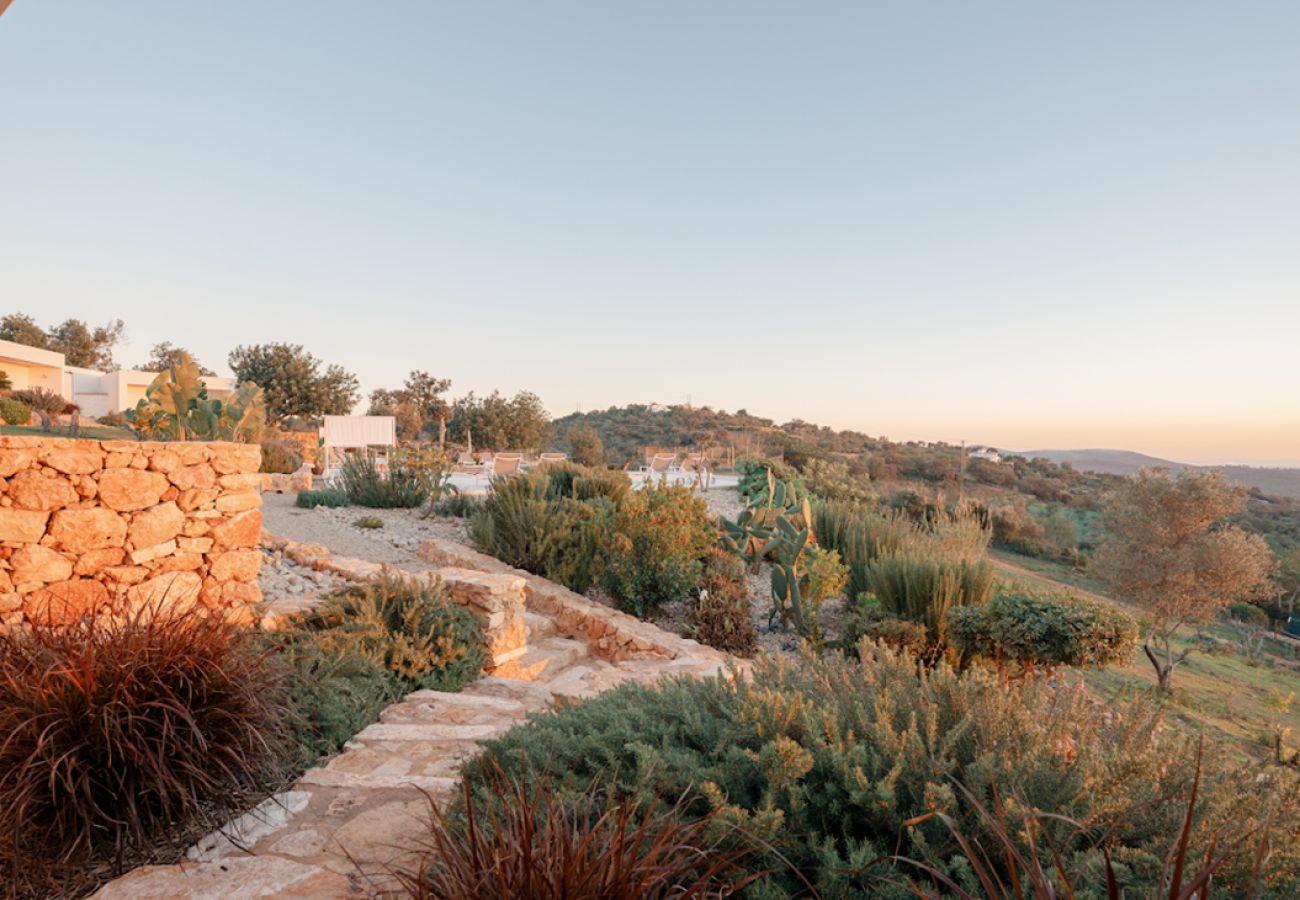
[0,339,235,419]
[321,415,397,480]
[970,446,1002,463]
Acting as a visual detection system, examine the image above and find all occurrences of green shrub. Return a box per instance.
[429,493,481,518]
[340,453,428,508]
[866,550,993,646]
[282,571,486,693]
[353,515,384,529]
[470,471,613,594]
[801,458,873,504]
[259,439,302,474]
[948,590,1137,681]
[804,544,849,603]
[541,461,630,504]
[565,423,605,468]
[296,488,349,508]
[813,502,914,598]
[1227,601,1270,629]
[0,397,32,425]
[687,549,757,655]
[95,408,128,428]
[471,645,1300,897]
[602,483,714,617]
[268,637,397,769]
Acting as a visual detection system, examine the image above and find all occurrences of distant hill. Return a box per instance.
[1017,449,1300,500]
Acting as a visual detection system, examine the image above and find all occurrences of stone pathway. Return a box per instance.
[94,507,735,899]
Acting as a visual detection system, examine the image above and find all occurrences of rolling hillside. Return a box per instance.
[1019,449,1300,500]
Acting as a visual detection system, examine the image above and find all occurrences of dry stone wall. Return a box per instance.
[0,436,263,625]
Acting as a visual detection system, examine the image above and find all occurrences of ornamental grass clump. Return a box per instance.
[340,453,428,508]
[397,762,765,899]
[0,604,291,871]
[281,570,486,693]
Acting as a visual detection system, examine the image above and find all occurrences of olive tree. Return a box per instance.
[1095,469,1273,692]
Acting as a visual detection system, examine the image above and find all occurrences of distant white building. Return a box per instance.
[0,339,235,419]
[970,446,1002,463]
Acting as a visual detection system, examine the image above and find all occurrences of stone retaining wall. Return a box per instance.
[0,436,263,625]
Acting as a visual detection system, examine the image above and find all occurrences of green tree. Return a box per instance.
[0,314,125,369]
[566,424,604,467]
[448,390,549,451]
[0,313,49,349]
[228,343,359,423]
[366,371,453,442]
[139,342,216,376]
[1042,509,1080,553]
[1096,469,1275,692]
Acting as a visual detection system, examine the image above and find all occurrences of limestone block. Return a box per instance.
[209,549,261,582]
[127,501,185,548]
[39,443,102,475]
[210,443,262,475]
[127,571,203,610]
[131,539,178,565]
[0,446,39,477]
[0,508,49,543]
[10,544,72,584]
[168,463,217,491]
[48,508,126,553]
[215,490,261,513]
[73,547,126,576]
[211,509,261,549]
[9,470,78,510]
[146,449,181,473]
[27,579,110,623]
[97,468,169,511]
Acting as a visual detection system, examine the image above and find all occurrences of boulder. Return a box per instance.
[39,443,103,475]
[211,509,261,549]
[0,446,39,477]
[8,470,79,511]
[27,579,110,624]
[209,549,261,582]
[73,547,127,575]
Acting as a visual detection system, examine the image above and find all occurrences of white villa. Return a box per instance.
[970,446,1002,463]
[0,339,235,419]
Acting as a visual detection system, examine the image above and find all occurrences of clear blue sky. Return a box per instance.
[2,2,1297,464]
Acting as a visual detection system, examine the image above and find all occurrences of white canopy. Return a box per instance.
[322,415,396,449]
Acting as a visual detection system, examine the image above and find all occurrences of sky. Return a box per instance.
[1,2,1297,465]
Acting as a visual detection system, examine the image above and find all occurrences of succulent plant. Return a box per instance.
[128,352,265,442]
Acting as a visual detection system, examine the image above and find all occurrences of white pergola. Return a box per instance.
[321,415,397,479]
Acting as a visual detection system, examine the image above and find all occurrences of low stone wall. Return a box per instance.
[0,436,263,625]
[418,537,721,664]
[260,533,528,671]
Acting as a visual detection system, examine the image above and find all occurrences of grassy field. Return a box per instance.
[0,424,136,441]
[992,550,1300,762]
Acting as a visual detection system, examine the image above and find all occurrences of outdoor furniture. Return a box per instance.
[535,452,567,466]
[489,453,522,476]
[638,453,679,480]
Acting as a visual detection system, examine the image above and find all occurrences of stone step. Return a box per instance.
[524,610,558,640]
[351,721,510,743]
[298,769,458,792]
[514,635,587,677]
[461,675,561,707]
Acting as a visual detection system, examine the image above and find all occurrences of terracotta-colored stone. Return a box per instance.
[209,549,261,582]
[131,539,177,565]
[9,470,79,510]
[127,571,203,610]
[168,463,216,491]
[155,552,204,572]
[40,443,103,475]
[177,443,212,465]
[127,501,185,549]
[222,580,263,605]
[178,487,221,512]
[27,579,110,624]
[210,444,262,475]
[10,545,73,584]
[0,446,38,477]
[0,508,50,543]
[215,491,261,513]
[147,449,181,473]
[105,451,133,469]
[218,473,264,491]
[177,536,214,554]
[74,547,126,575]
[182,517,213,536]
[102,565,151,585]
[48,508,127,553]
[97,468,169,511]
[211,509,261,549]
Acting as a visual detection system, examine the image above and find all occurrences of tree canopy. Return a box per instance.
[139,342,216,376]
[1096,468,1274,691]
[227,343,359,423]
[447,390,549,451]
[0,313,125,369]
